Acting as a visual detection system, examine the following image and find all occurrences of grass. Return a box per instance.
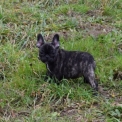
[0,0,122,121]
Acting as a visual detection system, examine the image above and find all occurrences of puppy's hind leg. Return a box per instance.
[84,70,98,91]
[88,74,98,91]
[84,77,90,84]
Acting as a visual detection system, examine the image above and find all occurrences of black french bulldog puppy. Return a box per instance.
[36,34,98,91]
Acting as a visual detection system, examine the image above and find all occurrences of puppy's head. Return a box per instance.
[36,34,60,63]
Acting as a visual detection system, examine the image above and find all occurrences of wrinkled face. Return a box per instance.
[39,44,57,63]
[36,33,60,63]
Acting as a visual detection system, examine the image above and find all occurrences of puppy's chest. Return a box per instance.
[46,63,61,74]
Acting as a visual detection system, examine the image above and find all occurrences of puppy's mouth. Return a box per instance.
[38,56,55,63]
[38,56,48,63]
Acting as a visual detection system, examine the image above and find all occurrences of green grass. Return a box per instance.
[0,0,122,121]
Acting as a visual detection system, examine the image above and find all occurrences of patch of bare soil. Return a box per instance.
[60,109,84,122]
[86,10,103,17]
[44,24,113,42]
[113,70,122,80]
[57,101,103,122]
[67,9,114,38]
[79,22,113,38]
[54,103,85,122]
[42,22,113,42]
[98,85,110,98]
[99,85,122,98]
[0,104,30,119]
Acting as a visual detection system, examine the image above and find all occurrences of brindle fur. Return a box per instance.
[36,34,98,91]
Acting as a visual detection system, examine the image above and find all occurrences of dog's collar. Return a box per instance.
[46,63,52,73]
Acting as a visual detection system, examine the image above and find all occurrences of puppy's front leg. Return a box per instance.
[44,71,52,82]
[44,71,59,84]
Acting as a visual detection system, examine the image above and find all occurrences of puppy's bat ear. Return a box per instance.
[52,34,60,48]
[36,34,45,48]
